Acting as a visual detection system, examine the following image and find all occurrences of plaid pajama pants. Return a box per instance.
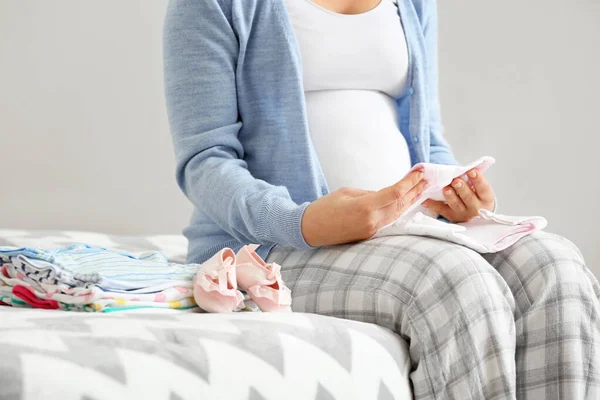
[265,231,600,399]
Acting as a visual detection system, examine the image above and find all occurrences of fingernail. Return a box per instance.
[453,181,463,188]
[422,202,429,207]
[418,171,424,179]
[469,170,477,178]
[445,188,453,195]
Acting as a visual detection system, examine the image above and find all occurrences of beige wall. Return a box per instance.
[0,1,598,273]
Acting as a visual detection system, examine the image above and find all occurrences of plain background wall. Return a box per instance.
[0,1,598,274]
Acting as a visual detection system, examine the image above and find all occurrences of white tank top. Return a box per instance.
[283,0,412,192]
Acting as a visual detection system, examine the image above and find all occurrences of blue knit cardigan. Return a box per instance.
[163,0,458,263]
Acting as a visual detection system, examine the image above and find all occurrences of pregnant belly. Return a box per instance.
[305,89,412,192]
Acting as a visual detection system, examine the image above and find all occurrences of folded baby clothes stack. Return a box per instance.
[0,244,200,312]
[373,156,548,253]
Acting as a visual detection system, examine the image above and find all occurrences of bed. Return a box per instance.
[0,229,413,400]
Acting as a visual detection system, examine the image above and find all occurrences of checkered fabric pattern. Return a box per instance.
[266,231,600,400]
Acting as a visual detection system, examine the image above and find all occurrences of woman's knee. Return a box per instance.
[520,231,585,266]
[486,232,600,323]
[502,232,597,299]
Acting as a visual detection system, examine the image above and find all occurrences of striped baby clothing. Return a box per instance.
[0,244,200,312]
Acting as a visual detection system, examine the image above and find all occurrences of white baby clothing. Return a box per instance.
[373,157,548,253]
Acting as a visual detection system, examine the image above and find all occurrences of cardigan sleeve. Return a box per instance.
[422,0,459,166]
[163,0,315,250]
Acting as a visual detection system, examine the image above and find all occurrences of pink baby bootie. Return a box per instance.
[193,248,245,313]
[235,244,292,312]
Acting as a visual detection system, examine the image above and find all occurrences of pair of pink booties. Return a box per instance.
[193,244,292,313]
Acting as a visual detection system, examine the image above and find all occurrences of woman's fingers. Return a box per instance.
[467,169,494,203]
[367,170,424,210]
[443,185,466,212]
[451,178,478,209]
[353,169,491,234]
[377,180,428,227]
[422,199,454,220]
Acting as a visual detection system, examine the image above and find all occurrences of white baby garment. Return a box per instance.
[373,157,548,253]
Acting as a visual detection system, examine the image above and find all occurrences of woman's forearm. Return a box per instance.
[163,0,314,249]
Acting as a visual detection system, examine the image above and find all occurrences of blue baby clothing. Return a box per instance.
[0,244,199,291]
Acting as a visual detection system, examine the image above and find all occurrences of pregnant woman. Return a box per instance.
[163,0,600,398]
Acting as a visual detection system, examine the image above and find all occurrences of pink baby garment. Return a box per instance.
[373,156,548,253]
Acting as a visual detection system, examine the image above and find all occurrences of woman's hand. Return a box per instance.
[301,171,428,247]
[422,168,495,223]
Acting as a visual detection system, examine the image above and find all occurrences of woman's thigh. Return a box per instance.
[265,235,514,333]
